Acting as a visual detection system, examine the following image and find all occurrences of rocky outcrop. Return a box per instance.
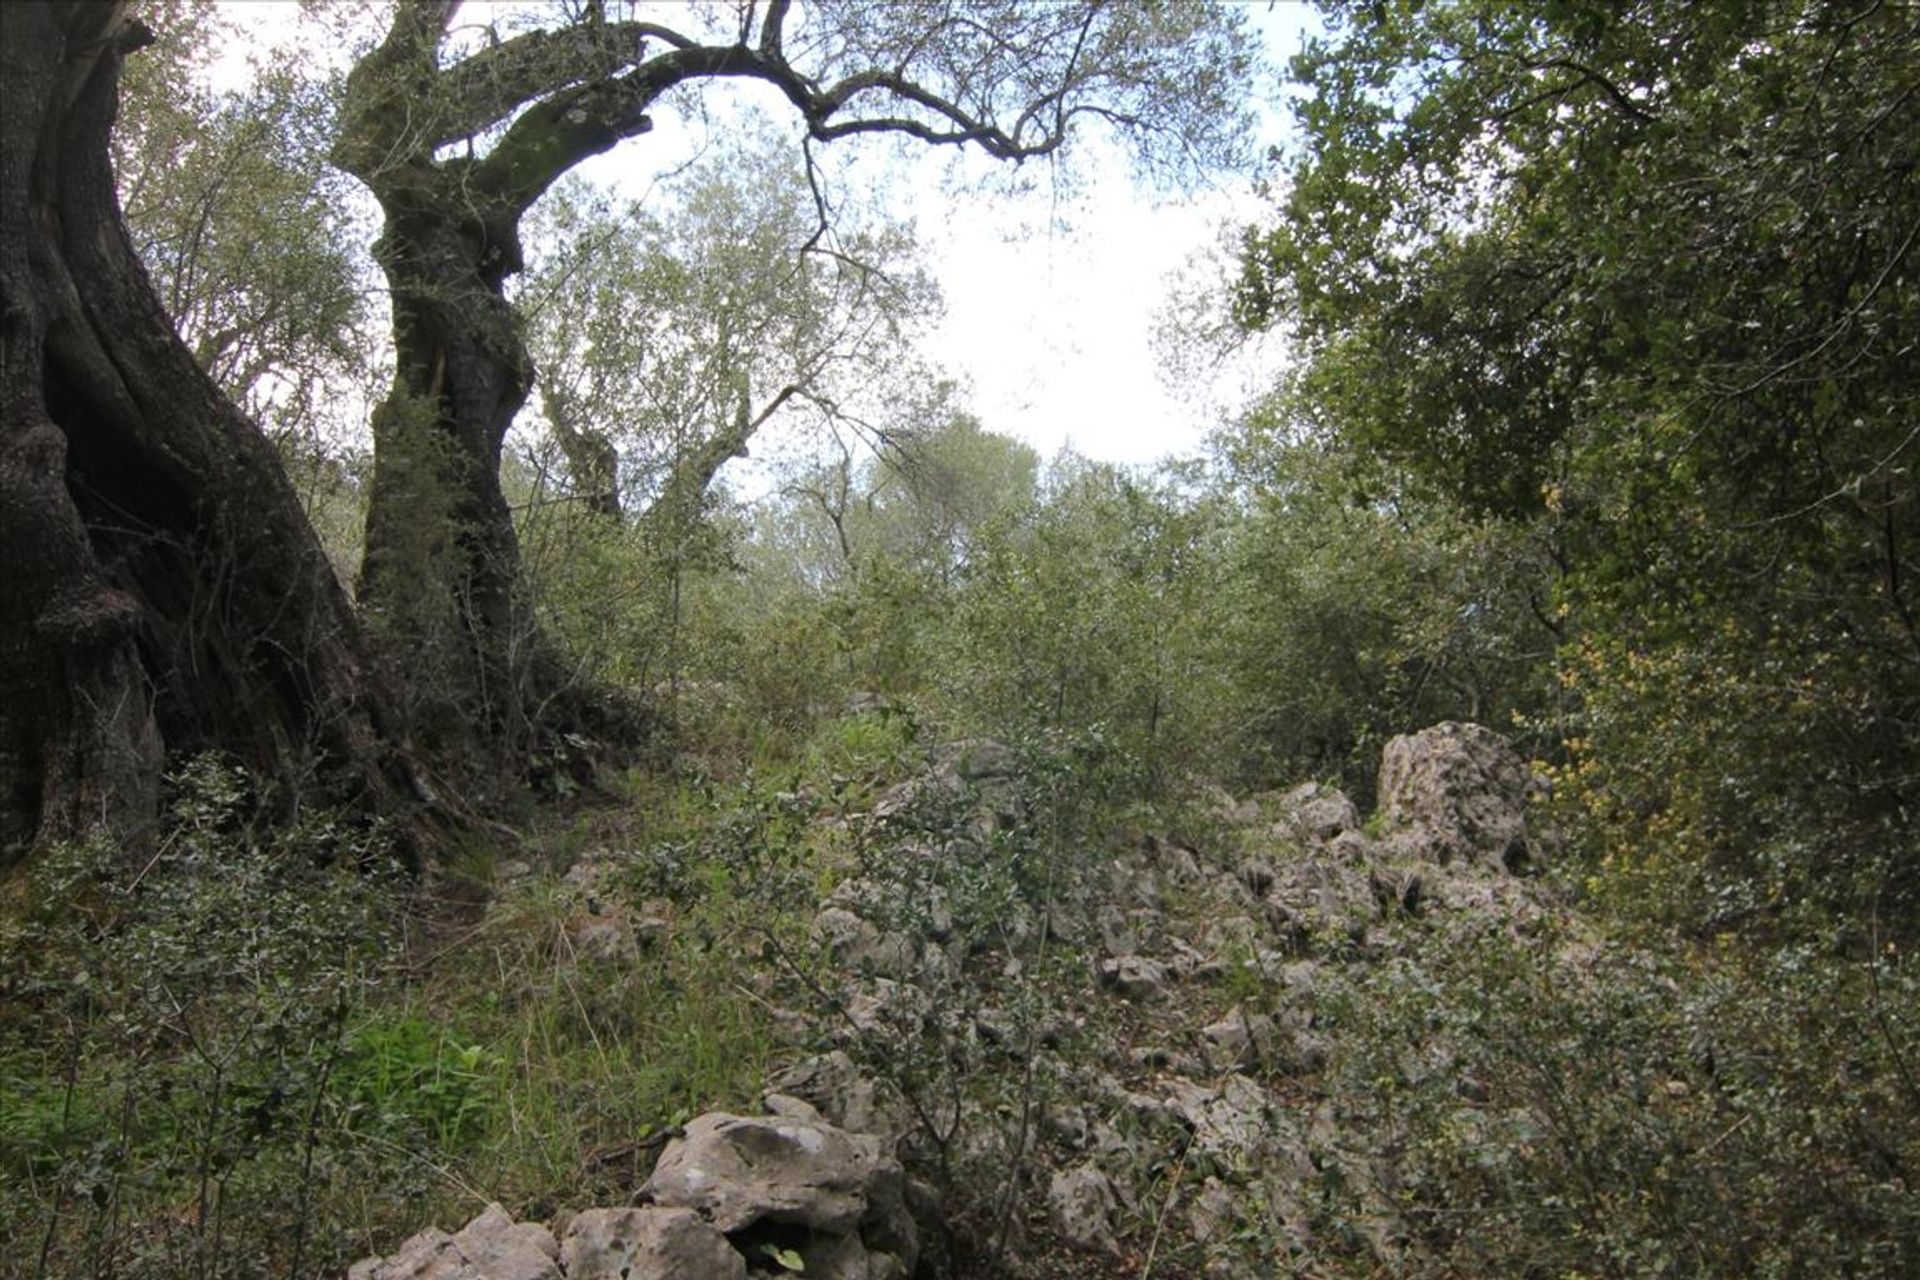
[349,1110,916,1280]
[362,722,1571,1280]
[348,1204,561,1280]
[642,1112,915,1266]
[1377,720,1540,870]
[559,1208,743,1280]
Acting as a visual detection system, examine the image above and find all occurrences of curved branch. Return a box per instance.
[429,20,695,149]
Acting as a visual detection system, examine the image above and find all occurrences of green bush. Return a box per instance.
[1308,920,1920,1277]
[0,757,406,1280]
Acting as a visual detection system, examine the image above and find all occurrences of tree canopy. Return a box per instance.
[1236,0,1919,923]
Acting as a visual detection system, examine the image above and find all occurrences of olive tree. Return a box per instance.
[331,0,1260,754]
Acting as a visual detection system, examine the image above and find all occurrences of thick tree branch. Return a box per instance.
[760,0,793,56]
[472,43,770,216]
[428,20,694,150]
[333,1,456,176]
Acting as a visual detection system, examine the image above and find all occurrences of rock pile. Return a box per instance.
[350,1112,915,1280]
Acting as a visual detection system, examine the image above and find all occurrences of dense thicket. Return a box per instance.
[1237,0,1919,933]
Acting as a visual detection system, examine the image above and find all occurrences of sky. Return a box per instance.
[208,0,1319,472]
[900,3,1316,467]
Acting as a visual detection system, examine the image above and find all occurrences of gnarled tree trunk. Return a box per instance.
[329,0,1256,765]
[0,0,416,858]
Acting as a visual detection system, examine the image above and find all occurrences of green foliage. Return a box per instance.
[118,0,377,449]
[0,758,404,1280]
[933,456,1238,786]
[333,1016,499,1149]
[520,139,939,527]
[1310,921,1920,1277]
[1216,417,1556,798]
[1239,0,1920,931]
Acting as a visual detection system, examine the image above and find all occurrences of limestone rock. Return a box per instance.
[558,1207,743,1280]
[814,906,917,978]
[1047,1163,1122,1254]
[1282,783,1359,843]
[1377,722,1536,870]
[765,1051,910,1142]
[1200,1006,1276,1072]
[641,1113,915,1274]
[1096,954,1169,1000]
[1185,1176,1241,1244]
[1162,1075,1294,1165]
[348,1204,559,1280]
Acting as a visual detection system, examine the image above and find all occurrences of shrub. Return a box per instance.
[1308,919,1920,1277]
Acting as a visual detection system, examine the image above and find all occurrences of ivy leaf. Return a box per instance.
[759,1242,806,1272]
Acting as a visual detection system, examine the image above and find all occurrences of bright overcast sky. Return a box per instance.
[904,2,1317,467]
[210,1,1318,472]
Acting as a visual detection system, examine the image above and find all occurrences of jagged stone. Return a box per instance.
[840,977,932,1036]
[1285,783,1359,843]
[1097,904,1139,956]
[763,1092,827,1122]
[1327,828,1376,863]
[814,906,917,978]
[1096,954,1170,1000]
[1269,858,1374,944]
[1200,1005,1276,1072]
[1149,834,1205,883]
[1208,870,1256,910]
[558,1207,743,1280]
[1162,1075,1291,1164]
[1107,856,1167,911]
[641,1113,913,1276]
[1048,1164,1122,1254]
[1185,1175,1242,1244]
[1377,722,1537,870]
[348,1204,559,1280]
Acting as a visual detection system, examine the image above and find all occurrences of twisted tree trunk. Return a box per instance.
[0,0,417,858]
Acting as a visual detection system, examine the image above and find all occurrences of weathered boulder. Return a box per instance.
[1047,1163,1123,1254]
[1096,954,1170,1000]
[347,1204,559,1280]
[814,905,918,978]
[1279,782,1360,844]
[558,1207,743,1280]
[1159,1074,1282,1166]
[1376,722,1536,870]
[764,1051,911,1143]
[641,1113,916,1274]
[1199,1005,1275,1072]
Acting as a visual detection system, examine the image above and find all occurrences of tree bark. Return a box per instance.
[0,0,416,858]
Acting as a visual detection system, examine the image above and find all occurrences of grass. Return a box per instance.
[0,759,806,1280]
